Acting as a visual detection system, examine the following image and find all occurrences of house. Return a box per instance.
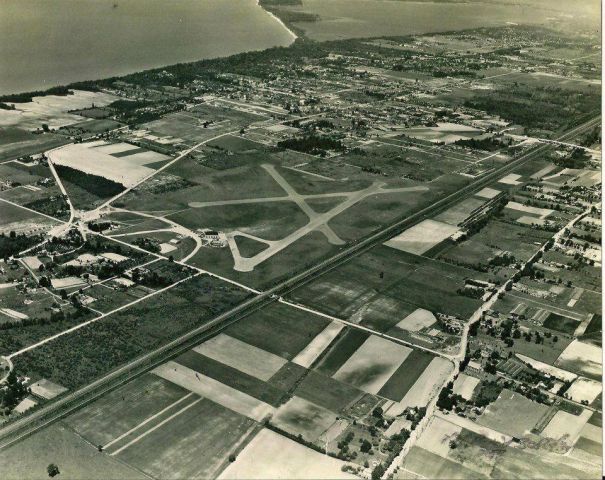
[100,252,129,264]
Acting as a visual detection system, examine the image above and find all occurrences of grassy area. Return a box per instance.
[0,424,146,480]
[234,235,269,258]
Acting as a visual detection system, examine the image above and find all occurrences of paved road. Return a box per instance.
[0,114,598,451]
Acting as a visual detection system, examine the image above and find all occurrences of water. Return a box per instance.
[0,0,295,95]
[287,0,601,41]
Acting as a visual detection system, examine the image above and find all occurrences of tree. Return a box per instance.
[360,439,372,453]
[47,464,60,477]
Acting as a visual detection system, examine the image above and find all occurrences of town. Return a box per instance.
[0,19,601,480]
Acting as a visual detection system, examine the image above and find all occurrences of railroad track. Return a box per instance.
[0,114,599,450]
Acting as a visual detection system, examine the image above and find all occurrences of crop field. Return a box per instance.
[476,389,549,438]
[378,350,436,402]
[225,303,329,361]
[315,328,371,377]
[218,428,354,479]
[64,373,191,446]
[193,333,287,381]
[566,377,602,404]
[295,370,364,413]
[289,245,485,324]
[293,322,345,368]
[49,142,156,188]
[555,339,602,380]
[385,219,459,256]
[271,396,338,442]
[175,350,286,407]
[0,131,69,162]
[541,409,592,443]
[389,356,452,414]
[398,446,482,480]
[396,308,437,332]
[153,361,276,421]
[114,397,256,480]
[434,197,487,226]
[332,335,412,394]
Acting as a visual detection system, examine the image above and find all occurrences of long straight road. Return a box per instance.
[0,114,599,451]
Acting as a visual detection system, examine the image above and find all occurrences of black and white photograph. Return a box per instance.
[0,1,602,479]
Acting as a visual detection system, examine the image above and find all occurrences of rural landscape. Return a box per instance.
[0,0,602,479]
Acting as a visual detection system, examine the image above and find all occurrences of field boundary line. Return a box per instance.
[103,392,195,450]
[7,272,203,359]
[0,197,65,224]
[110,397,202,456]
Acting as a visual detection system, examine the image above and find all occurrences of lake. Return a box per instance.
[0,0,295,95]
[285,0,601,41]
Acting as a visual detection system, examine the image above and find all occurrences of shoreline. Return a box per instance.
[257,0,299,42]
[0,0,296,98]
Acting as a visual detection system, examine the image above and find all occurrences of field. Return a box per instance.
[13,274,250,388]
[332,335,412,394]
[64,373,191,446]
[193,333,287,381]
[0,424,145,480]
[292,321,344,368]
[0,131,69,162]
[396,308,437,332]
[0,199,59,234]
[218,428,354,479]
[224,302,329,361]
[555,339,602,380]
[295,370,364,413]
[289,245,485,327]
[271,396,337,442]
[385,219,459,255]
[476,389,549,438]
[114,397,255,479]
[0,90,120,130]
[49,141,157,188]
[63,373,257,480]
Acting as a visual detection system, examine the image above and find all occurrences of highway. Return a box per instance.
[0,114,599,451]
